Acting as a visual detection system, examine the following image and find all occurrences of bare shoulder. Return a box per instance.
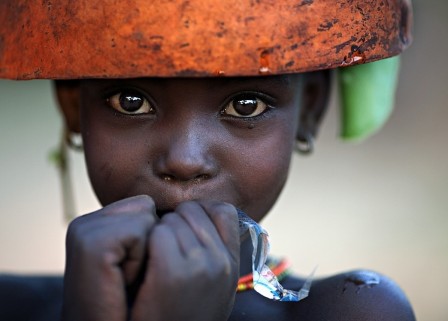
[231,269,415,321]
[288,269,416,321]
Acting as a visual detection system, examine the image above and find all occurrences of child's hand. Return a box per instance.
[131,200,240,321]
[61,195,158,321]
[61,196,240,321]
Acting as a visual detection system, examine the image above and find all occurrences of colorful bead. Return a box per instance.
[236,258,291,293]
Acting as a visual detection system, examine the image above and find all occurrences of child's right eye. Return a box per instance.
[106,90,155,115]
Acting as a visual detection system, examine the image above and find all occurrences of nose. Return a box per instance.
[154,121,218,183]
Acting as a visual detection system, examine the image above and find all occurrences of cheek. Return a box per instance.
[81,107,146,206]
[233,122,296,221]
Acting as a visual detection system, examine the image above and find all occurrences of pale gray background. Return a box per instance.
[1,1,447,320]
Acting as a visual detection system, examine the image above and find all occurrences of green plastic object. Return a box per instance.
[338,56,401,141]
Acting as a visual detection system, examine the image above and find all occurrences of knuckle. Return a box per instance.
[160,212,180,225]
[187,247,206,264]
[206,257,235,284]
[176,201,205,223]
[65,214,88,244]
[212,204,239,237]
[210,202,237,219]
[165,270,185,289]
[103,195,155,216]
[133,195,156,212]
[218,258,234,279]
[136,209,157,228]
[175,200,200,214]
[150,224,172,244]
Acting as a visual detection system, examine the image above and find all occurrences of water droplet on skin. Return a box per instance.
[215,70,225,76]
[343,271,380,293]
[248,123,255,129]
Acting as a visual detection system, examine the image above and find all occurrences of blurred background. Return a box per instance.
[0,1,446,320]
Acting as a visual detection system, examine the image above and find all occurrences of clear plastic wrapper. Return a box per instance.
[237,209,314,301]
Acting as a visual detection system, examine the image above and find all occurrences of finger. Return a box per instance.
[64,216,130,321]
[96,195,158,284]
[148,224,184,271]
[198,201,240,263]
[67,200,156,286]
[199,201,239,247]
[132,224,185,319]
[102,194,157,217]
[117,215,153,285]
[63,196,159,321]
[175,201,221,248]
[160,212,203,256]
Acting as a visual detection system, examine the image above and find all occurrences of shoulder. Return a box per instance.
[283,269,416,321]
[0,274,63,321]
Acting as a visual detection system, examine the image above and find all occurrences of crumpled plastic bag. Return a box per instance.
[237,209,314,301]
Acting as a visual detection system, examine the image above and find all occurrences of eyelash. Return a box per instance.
[223,108,272,122]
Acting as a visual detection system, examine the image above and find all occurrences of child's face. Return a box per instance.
[78,75,304,221]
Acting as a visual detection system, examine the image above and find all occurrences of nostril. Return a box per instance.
[159,173,211,183]
[154,143,217,183]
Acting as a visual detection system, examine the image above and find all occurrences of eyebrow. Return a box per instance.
[207,74,293,90]
[84,74,295,93]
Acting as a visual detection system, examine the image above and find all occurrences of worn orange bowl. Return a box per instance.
[0,0,412,79]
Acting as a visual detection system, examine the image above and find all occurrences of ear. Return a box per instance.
[53,80,81,133]
[297,70,332,142]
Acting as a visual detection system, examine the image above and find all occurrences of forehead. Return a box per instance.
[81,74,303,93]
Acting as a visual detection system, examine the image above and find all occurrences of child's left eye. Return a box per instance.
[106,90,154,115]
[222,95,271,118]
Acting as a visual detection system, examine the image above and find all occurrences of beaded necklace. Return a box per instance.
[236,258,291,292]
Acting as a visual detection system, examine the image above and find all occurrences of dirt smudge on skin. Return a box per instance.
[343,271,380,293]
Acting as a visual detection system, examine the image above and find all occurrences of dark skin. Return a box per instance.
[53,74,416,321]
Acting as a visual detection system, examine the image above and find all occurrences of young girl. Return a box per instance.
[0,1,416,320]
